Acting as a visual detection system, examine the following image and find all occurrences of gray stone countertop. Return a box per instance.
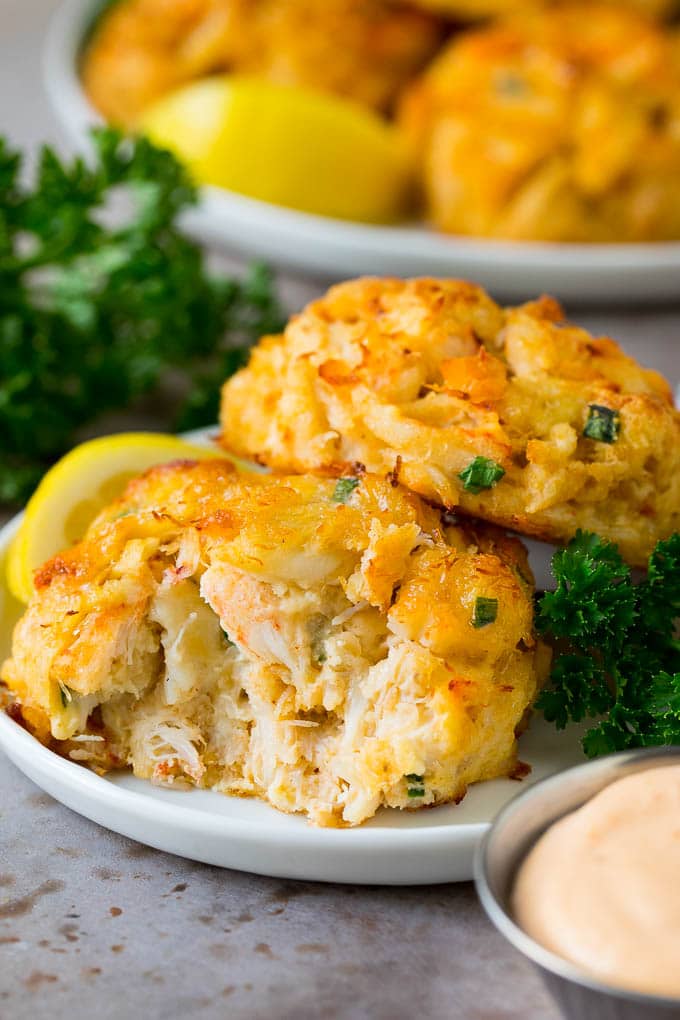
[0,759,558,1020]
[1,3,679,1018]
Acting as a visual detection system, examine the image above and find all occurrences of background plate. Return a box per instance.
[0,431,585,884]
[45,0,680,306]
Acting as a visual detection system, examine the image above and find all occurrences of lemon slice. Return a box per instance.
[6,432,221,604]
[140,75,414,223]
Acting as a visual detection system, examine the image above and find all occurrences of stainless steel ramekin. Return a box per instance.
[475,747,680,1020]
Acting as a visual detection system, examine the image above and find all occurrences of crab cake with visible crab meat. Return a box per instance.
[219,277,680,566]
[2,459,547,827]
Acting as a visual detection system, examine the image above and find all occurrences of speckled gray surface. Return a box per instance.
[0,757,560,1020]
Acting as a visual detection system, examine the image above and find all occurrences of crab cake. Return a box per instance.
[399,4,680,241]
[220,278,680,567]
[1,459,546,827]
[81,0,443,127]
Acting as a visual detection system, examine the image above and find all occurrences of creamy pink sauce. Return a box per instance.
[512,764,680,998]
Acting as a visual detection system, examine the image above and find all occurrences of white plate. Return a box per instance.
[0,433,585,884]
[0,707,583,886]
[45,0,680,305]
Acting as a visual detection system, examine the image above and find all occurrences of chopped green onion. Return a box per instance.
[583,405,620,444]
[495,72,527,97]
[308,614,329,665]
[332,478,360,503]
[472,597,498,629]
[59,683,74,708]
[458,456,505,495]
[405,773,425,797]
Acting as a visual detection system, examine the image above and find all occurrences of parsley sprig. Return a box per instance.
[536,530,680,756]
[0,128,283,505]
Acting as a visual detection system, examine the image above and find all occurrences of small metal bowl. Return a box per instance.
[474,746,680,1020]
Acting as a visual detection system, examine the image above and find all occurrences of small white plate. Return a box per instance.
[45,0,680,306]
[0,433,585,884]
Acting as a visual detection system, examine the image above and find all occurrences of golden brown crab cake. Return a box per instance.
[399,4,680,241]
[220,277,680,567]
[1,459,547,828]
[81,0,443,127]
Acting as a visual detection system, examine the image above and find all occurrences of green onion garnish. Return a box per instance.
[405,773,425,797]
[472,597,498,629]
[332,478,360,503]
[59,683,74,708]
[458,456,505,495]
[583,405,620,444]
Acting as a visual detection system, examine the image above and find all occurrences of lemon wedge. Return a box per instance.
[140,76,414,223]
[6,432,221,604]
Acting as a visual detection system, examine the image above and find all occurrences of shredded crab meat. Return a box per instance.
[147,723,206,784]
[412,532,436,550]
[166,612,197,658]
[331,601,369,626]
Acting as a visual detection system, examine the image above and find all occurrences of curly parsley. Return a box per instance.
[0,128,283,505]
[537,530,680,757]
